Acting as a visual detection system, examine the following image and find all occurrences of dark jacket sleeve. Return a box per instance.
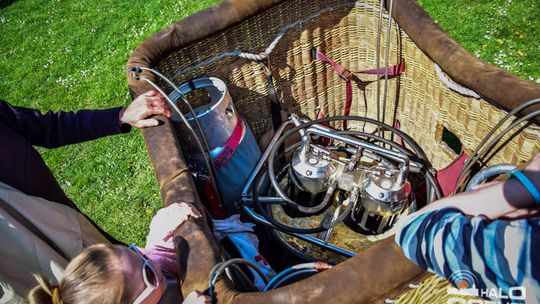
[0,99,131,148]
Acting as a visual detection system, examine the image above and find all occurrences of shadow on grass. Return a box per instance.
[0,0,17,9]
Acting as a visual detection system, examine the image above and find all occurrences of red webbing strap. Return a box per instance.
[203,180,227,219]
[213,117,245,169]
[201,116,245,219]
[314,51,353,130]
[355,63,405,76]
[314,50,405,130]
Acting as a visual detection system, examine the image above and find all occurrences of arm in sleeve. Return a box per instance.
[0,99,130,148]
[395,208,540,297]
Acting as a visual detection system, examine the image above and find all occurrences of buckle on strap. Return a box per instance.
[339,69,353,81]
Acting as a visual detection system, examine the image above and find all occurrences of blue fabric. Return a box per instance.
[396,207,540,303]
[213,215,276,290]
[211,120,260,214]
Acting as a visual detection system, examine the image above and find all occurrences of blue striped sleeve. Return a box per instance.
[395,207,540,303]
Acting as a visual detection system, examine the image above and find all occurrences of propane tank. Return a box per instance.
[168,77,260,216]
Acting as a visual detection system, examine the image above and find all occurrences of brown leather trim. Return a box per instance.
[213,239,424,303]
[392,0,540,122]
[127,0,283,98]
[141,116,223,293]
[128,0,540,120]
[130,0,540,302]
[142,115,424,303]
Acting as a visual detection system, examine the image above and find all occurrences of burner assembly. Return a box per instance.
[241,115,439,261]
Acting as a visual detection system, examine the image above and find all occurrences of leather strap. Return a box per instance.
[314,49,405,130]
[263,63,283,131]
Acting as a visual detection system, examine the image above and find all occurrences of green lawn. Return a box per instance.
[418,0,540,82]
[1,0,538,245]
[0,0,221,244]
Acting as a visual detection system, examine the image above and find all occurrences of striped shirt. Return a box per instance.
[396,207,540,304]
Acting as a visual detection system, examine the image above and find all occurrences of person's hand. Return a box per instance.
[183,291,212,304]
[119,90,171,128]
[491,152,540,219]
[145,202,202,250]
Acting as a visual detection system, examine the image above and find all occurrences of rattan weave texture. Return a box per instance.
[155,0,539,170]
[131,0,540,302]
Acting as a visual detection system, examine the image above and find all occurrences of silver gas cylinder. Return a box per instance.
[168,77,260,216]
[169,77,238,159]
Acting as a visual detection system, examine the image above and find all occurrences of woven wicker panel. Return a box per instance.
[153,0,540,302]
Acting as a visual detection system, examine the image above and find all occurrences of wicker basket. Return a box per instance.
[127,0,540,303]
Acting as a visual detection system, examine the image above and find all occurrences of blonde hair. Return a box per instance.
[28,244,133,304]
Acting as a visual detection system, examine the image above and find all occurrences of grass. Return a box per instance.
[0,0,220,244]
[418,0,540,82]
[0,0,538,245]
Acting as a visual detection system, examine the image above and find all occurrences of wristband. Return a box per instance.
[508,170,540,205]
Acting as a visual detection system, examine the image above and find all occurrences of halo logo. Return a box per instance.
[446,270,526,304]
[447,270,480,297]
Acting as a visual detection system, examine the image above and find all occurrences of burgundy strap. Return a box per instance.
[355,63,405,76]
[316,109,331,146]
[439,151,469,196]
[201,117,245,219]
[204,180,227,219]
[314,51,353,130]
[213,117,245,169]
[314,51,353,80]
[314,50,405,130]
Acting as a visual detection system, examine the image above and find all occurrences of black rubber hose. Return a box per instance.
[456,97,540,190]
[265,268,319,290]
[268,116,441,207]
[252,165,332,234]
[208,258,269,298]
[252,116,439,234]
[263,164,354,233]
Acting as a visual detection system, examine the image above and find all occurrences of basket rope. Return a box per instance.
[434,64,481,99]
[384,281,422,303]
[171,5,343,79]
[170,1,396,79]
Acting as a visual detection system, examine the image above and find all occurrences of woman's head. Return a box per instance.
[28,243,166,304]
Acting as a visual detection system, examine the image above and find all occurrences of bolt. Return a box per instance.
[381,179,392,189]
[306,170,312,176]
